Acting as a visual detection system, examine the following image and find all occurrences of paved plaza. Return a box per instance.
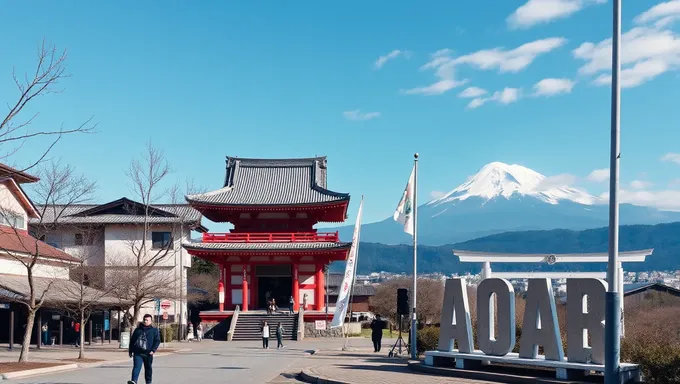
[0,337,497,384]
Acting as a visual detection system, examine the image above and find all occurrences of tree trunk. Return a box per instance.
[78,312,86,359]
[18,309,36,362]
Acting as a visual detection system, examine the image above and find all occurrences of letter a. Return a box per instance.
[438,278,474,353]
[519,278,565,361]
[567,278,606,364]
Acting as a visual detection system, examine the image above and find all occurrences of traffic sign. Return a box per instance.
[160,300,171,310]
[162,311,168,320]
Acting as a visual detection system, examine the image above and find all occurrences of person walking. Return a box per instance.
[288,296,295,315]
[261,321,270,349]
[73,321,81,347]
[41,323,49,346]
[128,314,161,384]
[196,322,203,342]
[370,315,385,353]
[276,322,285,349]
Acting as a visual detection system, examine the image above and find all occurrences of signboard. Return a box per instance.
[104,318,110,331]
[162,311,168,320]
[438,278,606,364]
[119,331,130,349]
[160,300,171,310]
[315,320,326,330]
[0,303,10,309]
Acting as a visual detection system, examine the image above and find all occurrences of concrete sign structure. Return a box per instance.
[424,277,642,382]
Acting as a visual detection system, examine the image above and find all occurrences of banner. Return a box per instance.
[330,198,364,328]
[393,165,415,235]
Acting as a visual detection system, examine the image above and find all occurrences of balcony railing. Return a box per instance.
[202,231,340,243]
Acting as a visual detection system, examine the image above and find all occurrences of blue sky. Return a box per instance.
[1,0,680,228]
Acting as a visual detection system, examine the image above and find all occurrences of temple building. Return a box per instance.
[183,156,352,336]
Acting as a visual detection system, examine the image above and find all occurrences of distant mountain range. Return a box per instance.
[328,162,680,245]
[330,221,680,275]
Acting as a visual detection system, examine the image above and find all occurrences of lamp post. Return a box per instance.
[218,282,225,312]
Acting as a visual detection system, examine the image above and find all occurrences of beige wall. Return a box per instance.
[0,182,29,231]
[0,257,70,279]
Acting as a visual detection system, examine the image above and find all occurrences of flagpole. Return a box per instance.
[344,196,363,350]
[411,153,418,360]
[605,0,622,382]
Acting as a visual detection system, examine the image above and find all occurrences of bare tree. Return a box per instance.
[0,162,96,362]
[370,277,445,329]
[110,143,179,324]
[54,226,116,359]
[1,39,95,173]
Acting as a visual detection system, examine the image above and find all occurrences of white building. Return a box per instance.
[30,197,207,331]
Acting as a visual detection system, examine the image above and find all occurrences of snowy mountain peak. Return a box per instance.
[429,162,596,206]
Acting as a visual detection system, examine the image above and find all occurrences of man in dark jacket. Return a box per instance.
[128,314,161,384]
[370,315,385,352]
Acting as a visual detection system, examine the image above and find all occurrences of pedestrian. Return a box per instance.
[370,315,385,353]
[128,314,161,384]
[74,321,81,347]
[276,322,285,349]
[41,322,49,346]
[288,296,295,315]
[187,323,195,342]
[261,321,269,349]
[196,322,203,342]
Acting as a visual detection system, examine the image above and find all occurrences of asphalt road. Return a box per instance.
[5,339,347,384]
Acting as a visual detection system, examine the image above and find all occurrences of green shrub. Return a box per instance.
[159,323,179,343]
[417,326,440,356]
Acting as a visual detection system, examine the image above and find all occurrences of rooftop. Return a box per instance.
[185,156,350,207]
[0,163,40,184]
[0,273,125,307]
[182,239,351,252]
[0,226,77,262]
[31,197,207,230]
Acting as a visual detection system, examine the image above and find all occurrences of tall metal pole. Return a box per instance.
[179,222,184,341]
[605,1,622,383]
[411,153,418,360]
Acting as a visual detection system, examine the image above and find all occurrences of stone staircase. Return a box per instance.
[232,312,298,341]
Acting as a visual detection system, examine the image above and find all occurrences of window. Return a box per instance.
[75,233,83,246]
[152,232,173,249]
[0,211,24,228]
[74,232,95,246]
[45,233,63,249]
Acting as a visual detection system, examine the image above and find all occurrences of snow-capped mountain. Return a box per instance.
[328,161,680,245]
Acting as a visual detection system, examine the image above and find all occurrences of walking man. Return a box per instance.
[128,314,161,384]
[261,321,270,349]
[288,296,295,315]
[370,315,385,353]
[276,322,285,349]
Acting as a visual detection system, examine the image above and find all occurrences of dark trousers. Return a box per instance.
[277,335,283,348]
[42,331,49,346]
[289,304,294,314]
[262,337,269,348]
[131,353,153,383]
[372,336,382,352]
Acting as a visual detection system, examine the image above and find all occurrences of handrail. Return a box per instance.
[227,305,240,341]
[202,231,339,243]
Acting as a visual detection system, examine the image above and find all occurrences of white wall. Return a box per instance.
[0,257,70,279]
[0,182,28,231]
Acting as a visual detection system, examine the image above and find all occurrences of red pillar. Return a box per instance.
[241,265,249,312]
[315,264,325,311]
[292,263,300,311]
[218,264,225,312]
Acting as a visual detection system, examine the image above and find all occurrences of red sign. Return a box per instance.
[162,311,168,320]
[160,300,171,310]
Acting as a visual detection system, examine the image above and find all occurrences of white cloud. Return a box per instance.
[661,152,680,164]
[374,50,411,69]
[536,173,579,190]
[508,0,606,29]
[459,87,488,98]
[452,38,567,73]
[343,110,381,121]
[631,180,653,189]
[467,87,521,109]
[403,50,468,95]
[634,1,680,26]
[573,3,680,88]
[601,189,680,211]
[430,190,447,199]
[587,168,610,182]
[533,78,575,96]
[670,179,680,187]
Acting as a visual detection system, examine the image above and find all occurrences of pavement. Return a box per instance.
[0,338,494,383]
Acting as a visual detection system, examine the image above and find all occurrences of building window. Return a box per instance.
[75,233,83,246]
[74,232,95,246]
[0,211,24,228]
[44,233,63,249]
[152,232,173,249]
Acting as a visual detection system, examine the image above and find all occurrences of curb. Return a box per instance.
[300,368,351,384]
[1,363,79,380]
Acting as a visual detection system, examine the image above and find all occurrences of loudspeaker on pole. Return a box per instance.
[397,288,409,316]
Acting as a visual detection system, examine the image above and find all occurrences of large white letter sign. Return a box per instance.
[477,278,515,356]
[567,278,606,364]
[438,278,474,353]
[519,278,565,361]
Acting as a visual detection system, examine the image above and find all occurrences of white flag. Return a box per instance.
[393,165,415,235]
[330,198,364,328]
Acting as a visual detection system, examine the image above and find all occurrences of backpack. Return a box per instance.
[134,328,148,351]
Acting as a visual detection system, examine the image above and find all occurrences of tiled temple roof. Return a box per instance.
[182,239,352,252]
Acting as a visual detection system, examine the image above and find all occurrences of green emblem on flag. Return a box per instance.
[404,198,412,216]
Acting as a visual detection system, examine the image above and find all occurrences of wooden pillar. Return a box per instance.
[292,263,300,311]
[218,264,225,312]
[241,265,249,312]
[108,312,112,344]
[223,265,232,310]
[59,318,63,345]
[315,264,325,311]
[36,310,41,349]
[9,310,14,351]
[101,313,105,345]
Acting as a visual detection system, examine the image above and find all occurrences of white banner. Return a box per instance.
[330,198,364,328]
[393,165,415,235]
